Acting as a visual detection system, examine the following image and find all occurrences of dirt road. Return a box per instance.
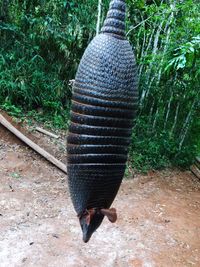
[0,123,200,267]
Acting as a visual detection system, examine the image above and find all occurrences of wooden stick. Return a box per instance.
[0,114,67,174]
[35,127,59,139]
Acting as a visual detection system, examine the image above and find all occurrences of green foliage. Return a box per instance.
[165,35,200,71]
[0,0,98,126]
[1,98,23,117]
[0,0,199,169]
[127,0,200,170]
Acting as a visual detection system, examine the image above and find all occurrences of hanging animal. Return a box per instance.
[67,0,138,242]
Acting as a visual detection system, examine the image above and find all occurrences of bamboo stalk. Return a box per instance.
[164,91,173,130]
[135,26,143,61]
[156,3,176,85]
[144,19,165,101]
[144,4,176,102]
[139,8,166,104]
[179,98,196,150]
[140,27,146,60]
[138,29,155,83]
[147,100,155,132]
[171,102,180,134]
[0,114,67,174]
[152,94,163,130]
[152,107,159,130]
[148,99,155,120]
[156,26,172,85]
[96,0,102,35]
[126,14,155,36]
[138,30,146,101]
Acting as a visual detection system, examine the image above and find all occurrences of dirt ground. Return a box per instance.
[0,118,200,267]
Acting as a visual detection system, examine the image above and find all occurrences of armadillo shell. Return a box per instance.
[70,112,134,128]
[71,101,134,119]
[67,144,128,154]
[67,33,138,216]
[69,123,132,136]
[72,92,137,110]
[68,133,130,146]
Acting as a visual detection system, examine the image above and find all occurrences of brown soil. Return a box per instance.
[0,117,200,267]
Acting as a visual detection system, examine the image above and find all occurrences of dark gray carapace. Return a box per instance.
[67,0,138,243]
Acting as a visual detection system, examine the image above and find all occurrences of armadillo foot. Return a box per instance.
[100,208,117,223]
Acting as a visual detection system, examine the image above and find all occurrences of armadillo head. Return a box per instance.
[79,208,117,242]
[101,0,126,39]
[79,209,104,243]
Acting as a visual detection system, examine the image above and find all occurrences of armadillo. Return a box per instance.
[67,0,138,242]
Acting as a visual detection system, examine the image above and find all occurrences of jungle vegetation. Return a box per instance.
[0,0,199,170]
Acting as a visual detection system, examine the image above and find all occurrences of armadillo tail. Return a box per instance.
[101,0,126,39]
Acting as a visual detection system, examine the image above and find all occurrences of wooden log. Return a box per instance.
[0,114,67,174]
[35,127,59,139]
[195,157,200,169]
[190,164,200,180]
